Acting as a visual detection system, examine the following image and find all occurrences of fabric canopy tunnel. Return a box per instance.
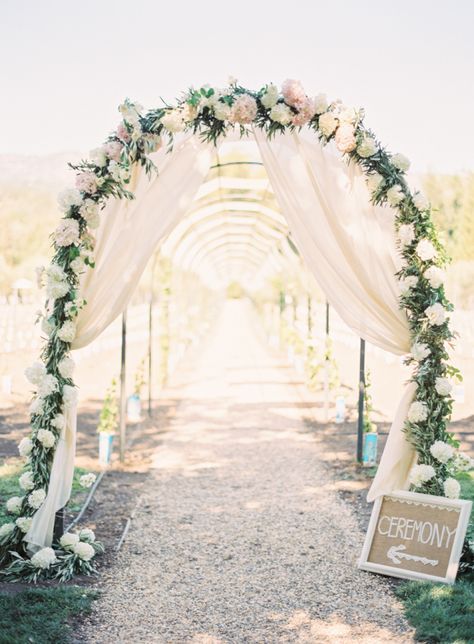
[24,125,418,552]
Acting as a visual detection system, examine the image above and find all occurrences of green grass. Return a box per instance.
[0,586,98,644]
[396,471,474,643]
[0,458,93,524]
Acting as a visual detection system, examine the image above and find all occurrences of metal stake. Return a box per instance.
[357,338,366,464]
[119,309,127,463]
[148,297,153,417]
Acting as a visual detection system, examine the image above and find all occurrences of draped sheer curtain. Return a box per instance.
[26,127,417,550]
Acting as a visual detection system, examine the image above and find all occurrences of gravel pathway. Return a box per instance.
[79,301,413,643]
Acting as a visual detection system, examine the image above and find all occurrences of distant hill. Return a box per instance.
[0,151,82,190]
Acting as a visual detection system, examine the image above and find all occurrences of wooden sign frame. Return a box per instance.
[358,490,472,584]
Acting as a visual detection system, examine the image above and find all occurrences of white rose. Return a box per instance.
[318,112,338,137]
[58,356,75,379]
[399,275,418,295]
[425,302,447,326]
[313,93,328,115]
[51,414,66,431]
[213,102,231,121]
[58,320,77,343]
[366,172,383,193]
[409,463,436,486]
[54,219,80,247]
[269,103,293,126]
[70,256,86,274]
[260,84,279,109]
[430,440,454,464]
[413,191,429,211]
[73,541,95,561]
[338,106,357,123]
[79,528,96,543]
[28,488,46,509]
[31,547,57,569]
[6,496,23,515]
[443,477,460,499]
[79,473,97,489]
[15,516,33,533]
[37,428,56,449]
[108,160,130,183]
[90,147,108,167]
[391,153,411,172]
[19,471,35,491]
[63,385,78,408]
[25,362,47,386]
[408,401,429,423]
[357,135,377,158]
[60,532,80,550]
[411,342,430,362]
[58,188,83,213]
[424,266,444,289]
[398,223,415,246]
[0,523,15,539]
[416,239,437,262]
[435,377,453,397]
[386,185,405,206]
[37,374,58,398]
[18,437,33,458]
[161,110,185,133]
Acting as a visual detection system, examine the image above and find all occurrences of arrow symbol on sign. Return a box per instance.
[387,544,438,567]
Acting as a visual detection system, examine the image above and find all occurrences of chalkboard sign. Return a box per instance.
[358,490,472,584]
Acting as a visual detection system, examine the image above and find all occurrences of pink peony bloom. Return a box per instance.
[282,79,307,110]
[116,121,131,142]
[104,141,123,161]
[335,123,357,153]
[229,94,258,125]
[75,172,98,194]
[292,97,317,126]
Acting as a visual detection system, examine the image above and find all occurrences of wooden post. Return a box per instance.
[53,507,64,542]
[119,310,127,463]
[357,338,366,464]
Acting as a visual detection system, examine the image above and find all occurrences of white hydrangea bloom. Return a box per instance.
[269,103,293,125]
[398,223,415,246]
[54,219,80,247]
[58,320,77,343]
[424,266,445,289]
[29,397,44,416]
[260,83,279,108]
[425,303,447,326]
[357,135,377,158]
[37,374,59,398]
[18,437,33,458]
[19,471,35,491]
[73,541,95,561]
[366,172,383,193]
[63,385,78,408]
[453,453,474,472]
[318,112,338,137]
[399,275,418,295]
[60,532,80,549]
[391,153,411,171]
[161,109,185,133]
[411,342,430,362]
[51,414,66,431]
[58,356,75,379]
[28,488,46,509]
[408,401,429,423]
[37,428,56,449]
[435,377,453,396]
[25,362,47,386]
[6,496,23,515]
[15,516,33,533]
[90,147,108,167]
[386,185,404,206]
[31,547,57,569]
[443,477,460,499]
[58,188,83,213]
[79,528,96,543]
[70,256,86,274]
[409,463,436,486]
[0,523,15,538]
[213,102,231,121]
[430,440,454,464]
[416,239,437,262]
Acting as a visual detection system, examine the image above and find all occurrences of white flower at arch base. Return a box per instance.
[6,496,23,515]
[409,463,436,487]
[73,541,95,561]
[416,239,437,262]
[408,401,428,423]
[37,428,56,449]
[79,528,95,543]
[411,342,430,362]
[443,477,461,499]
[453,453,474,472]
[60,532,80,550]
[79,473,97,489]
[425,302,447,326]
[430,440,454,464]
[435,377,453,397]
[28,488,46,510]
[31,547,57,569]
[0,523,15,539]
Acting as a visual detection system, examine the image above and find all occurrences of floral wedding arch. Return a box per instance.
[1,78,471,581]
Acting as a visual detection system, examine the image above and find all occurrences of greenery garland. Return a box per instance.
[1,78,472,581]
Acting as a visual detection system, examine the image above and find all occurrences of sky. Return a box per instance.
[1,0,473,172]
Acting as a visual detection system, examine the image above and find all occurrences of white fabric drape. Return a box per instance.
[26,127,417,550]
[25,134,213,550]
[253,129,415,502]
